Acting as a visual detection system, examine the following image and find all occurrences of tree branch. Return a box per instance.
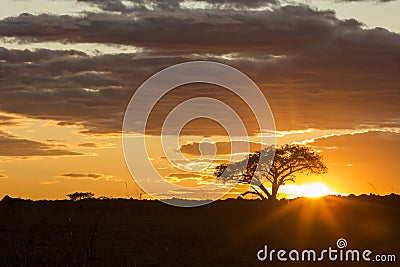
[278,166,308,183]
[241,190,266,200]
[259,183,272,199]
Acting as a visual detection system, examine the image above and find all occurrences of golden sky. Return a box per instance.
[0,0,399,200]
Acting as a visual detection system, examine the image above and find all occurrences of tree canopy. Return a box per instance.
[67,192,95,201]
[214,144,328,201]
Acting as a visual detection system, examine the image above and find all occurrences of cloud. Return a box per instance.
[59,173,103,179]
[0,47,86,63]
[80,0,279,12]
[77,142,115,148]
[288,127,400,145]
[57,172,123,181]
[40,180,59,185]
[312,131,400,193]
[165,172,211,185]
[0,174,7,179]
[78,142,98,148]
[334,0,394,2]
[46,139,66,143]
[167,173,202,179]
[0,42,399,135]
[180,141,263,155]
[0,114,18,126]
[0,130,83,157]
[0,6,362,53]
[0,3,398,135]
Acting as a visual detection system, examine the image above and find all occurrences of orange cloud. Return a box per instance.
[56,173,123,182]
[0,130,83,157]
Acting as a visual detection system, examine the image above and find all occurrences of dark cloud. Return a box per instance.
[0,6,360,54]
[77,0,279,13]
[0,130,83,157]
[0,45,399,134]
[0,48,141,134]
[0,3,399,135]
[78,0,180,12]
[0,47,85,63]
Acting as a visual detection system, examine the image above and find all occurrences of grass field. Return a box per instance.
[0,195,398,266]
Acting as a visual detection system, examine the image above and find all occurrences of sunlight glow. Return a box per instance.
[281,183,338,199]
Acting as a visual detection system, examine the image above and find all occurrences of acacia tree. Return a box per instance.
[67,192,95,201]
[214,144,327,201]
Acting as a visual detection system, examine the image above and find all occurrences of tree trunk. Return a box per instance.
[257,183,280,202]
[271,182,279,202]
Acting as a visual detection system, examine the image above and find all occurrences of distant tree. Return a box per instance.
[67,192,95,201]
[214,144,327,201]
[1,195,12,202]
[1,195,17,206]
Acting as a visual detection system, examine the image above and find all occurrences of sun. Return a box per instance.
[282,182,337,199]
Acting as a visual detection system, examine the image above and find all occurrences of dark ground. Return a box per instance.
[0,195,399,267]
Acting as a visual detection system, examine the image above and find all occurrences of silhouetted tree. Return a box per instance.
[214,144,327,201]
[1,195,17,206]
[67,192,95,201]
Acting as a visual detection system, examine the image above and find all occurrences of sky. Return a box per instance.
[0,0,399,200]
